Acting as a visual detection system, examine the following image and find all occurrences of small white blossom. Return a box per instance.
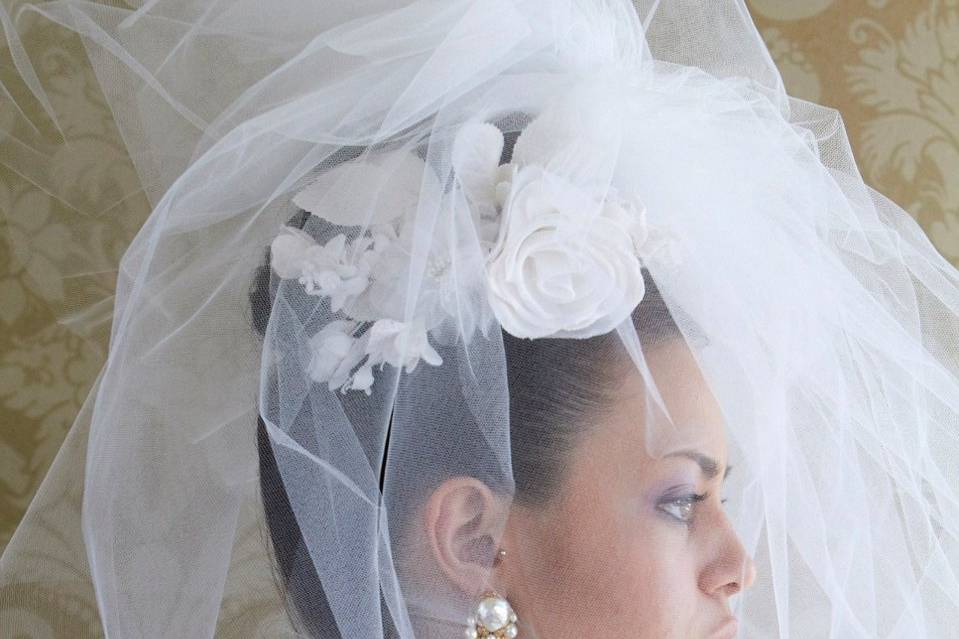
[306,320,368,392]
[272,228,397,313]
[365,318,442,374]
[296,234,369,312]
[349,363,376,394]
[270,227,317,279]
[305,318,443,395]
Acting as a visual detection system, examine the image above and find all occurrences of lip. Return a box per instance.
[707,616,738,639]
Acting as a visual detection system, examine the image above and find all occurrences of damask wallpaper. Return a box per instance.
[0,0,956,635]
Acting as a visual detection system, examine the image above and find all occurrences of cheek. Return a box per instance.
[514,496,702,639]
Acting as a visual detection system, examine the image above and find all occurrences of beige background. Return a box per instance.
[0,0,957,632]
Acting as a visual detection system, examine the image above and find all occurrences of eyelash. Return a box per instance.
[658,492,728,525]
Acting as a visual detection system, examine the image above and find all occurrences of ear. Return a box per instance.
[423,475,509,596]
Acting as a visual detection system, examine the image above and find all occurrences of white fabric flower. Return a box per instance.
[306,320,370,392]
[485,165,649,339]
[365,318,442,373]
[349,363,375,394]
[269,226,316,279]
[297,234,371,312]
[306,318,443,395]
[271,228,392,312]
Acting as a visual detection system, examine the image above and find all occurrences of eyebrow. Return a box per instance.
[664,449,732,481]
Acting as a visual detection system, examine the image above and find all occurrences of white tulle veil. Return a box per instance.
[1,1,958,637]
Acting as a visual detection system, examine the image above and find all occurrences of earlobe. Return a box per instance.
[424,476,508,595]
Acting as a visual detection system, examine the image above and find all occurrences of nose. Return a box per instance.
[699,515,757,598]
[708,551,755,598]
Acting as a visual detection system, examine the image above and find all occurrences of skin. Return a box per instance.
[415,337,756,638]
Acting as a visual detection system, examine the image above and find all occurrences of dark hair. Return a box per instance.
[248,127,683,637]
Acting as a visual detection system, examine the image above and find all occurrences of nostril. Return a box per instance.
[724,578,742,597]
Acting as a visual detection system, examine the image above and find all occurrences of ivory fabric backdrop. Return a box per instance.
[0,0,956,634]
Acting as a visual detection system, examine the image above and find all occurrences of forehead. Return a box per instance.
[609,338,728,464]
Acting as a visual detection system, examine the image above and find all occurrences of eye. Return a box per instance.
[657,492,708,524]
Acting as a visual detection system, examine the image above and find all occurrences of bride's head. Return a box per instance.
[249,128,755,639]
[251,268,754,638]
[400,283,755,639]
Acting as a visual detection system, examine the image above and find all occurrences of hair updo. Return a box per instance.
[248,121,683,637]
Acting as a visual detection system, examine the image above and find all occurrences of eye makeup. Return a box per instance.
[656,488,709,526]
[648,454,731,527]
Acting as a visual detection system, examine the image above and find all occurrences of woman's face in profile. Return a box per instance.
[503,338,756,638]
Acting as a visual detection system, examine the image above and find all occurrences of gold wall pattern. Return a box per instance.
[0,1,956,636]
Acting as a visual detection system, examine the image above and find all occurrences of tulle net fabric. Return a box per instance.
[1,1,958,637]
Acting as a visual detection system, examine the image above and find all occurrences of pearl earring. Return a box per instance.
[465,590,518,639]
[465,549,518,638]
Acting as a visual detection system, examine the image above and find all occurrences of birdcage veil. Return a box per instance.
[1,1,958,638]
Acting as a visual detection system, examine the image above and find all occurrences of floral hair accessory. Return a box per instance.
[270,109,677,393]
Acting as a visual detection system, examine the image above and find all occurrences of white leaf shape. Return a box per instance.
[452,121,504,209]
[292,150,429,228]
